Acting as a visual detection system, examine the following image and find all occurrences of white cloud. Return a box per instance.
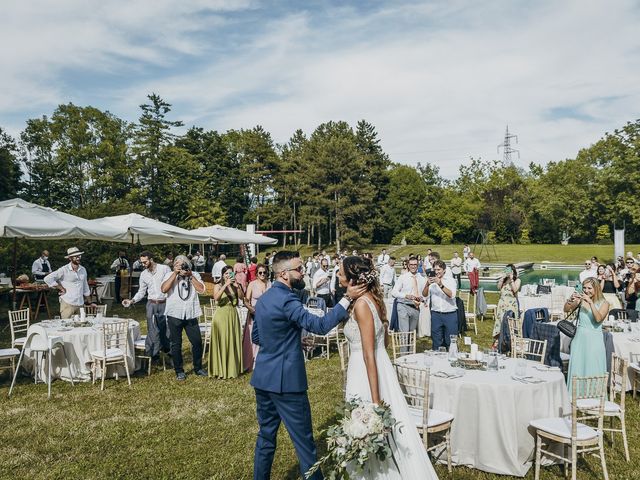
[1,0,639,177]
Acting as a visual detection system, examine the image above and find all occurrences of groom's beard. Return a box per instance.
[290,278,306,290]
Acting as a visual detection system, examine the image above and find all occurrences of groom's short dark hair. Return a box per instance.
[272,251,300,273]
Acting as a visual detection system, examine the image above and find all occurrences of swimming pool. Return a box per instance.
[459,268,582,292]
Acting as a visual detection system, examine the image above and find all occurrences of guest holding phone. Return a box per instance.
[242,264,271,372]
[598,264,622,309]
[209,265,243,379]
[492,264,521,347]
[564,277,608,395]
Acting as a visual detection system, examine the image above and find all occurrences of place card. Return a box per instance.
[463,336,472,345]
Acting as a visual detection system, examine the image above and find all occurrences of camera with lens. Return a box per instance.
[180,263,191,275]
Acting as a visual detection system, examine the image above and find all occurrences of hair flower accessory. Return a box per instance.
[358,269,379,285]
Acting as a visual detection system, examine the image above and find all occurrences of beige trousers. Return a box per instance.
[60,298,82,319]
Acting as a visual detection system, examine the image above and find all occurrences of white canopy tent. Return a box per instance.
[189,225,277,245]
[0,198,129,307]
[88,213,210,245]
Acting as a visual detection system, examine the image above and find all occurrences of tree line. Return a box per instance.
[2,94,639,251]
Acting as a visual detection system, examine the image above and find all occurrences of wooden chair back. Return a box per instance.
[85,304,107,316]
[513,338,547,363]
[9,308,30,346]
[609,354,627,412]
[390,330,416,360]
[101,320,129,356]
[572,375,607,437]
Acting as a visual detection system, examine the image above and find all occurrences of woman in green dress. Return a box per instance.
[493,264,521,347]
[565,277,609,394]
[209,266,243,378]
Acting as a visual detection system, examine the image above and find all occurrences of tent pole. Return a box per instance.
[12,237,17,310]
[128,233,134,299]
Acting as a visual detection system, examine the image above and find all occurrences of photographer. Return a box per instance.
[492,264,521,346]
[625,265,640,311]
[161,255,207,381]
[422,259,457,350]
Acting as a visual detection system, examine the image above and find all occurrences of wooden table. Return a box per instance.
[16,285,51,320]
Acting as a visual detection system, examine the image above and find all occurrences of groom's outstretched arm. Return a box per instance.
[284,294,351,334]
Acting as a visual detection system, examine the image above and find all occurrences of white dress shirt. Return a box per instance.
[32,257,52,278]
[163,270,203,319]
[377,253,390,267]
[392,272,427,301]
[427,276,458,312]
[579,269,597,283]
[464,257,481,272]
[450,257,462,275]
[132,264,171,303]
[380,264,396,286]
[193,255,206,268]
[44,263,90,306]
[313,268,331,295]
[212,260,227,279]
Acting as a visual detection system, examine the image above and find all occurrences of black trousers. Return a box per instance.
[317,293,334,308]
[166,316,203,374]
[114,274,122,303]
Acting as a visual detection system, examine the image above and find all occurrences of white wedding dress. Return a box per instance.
[344,297,439,479]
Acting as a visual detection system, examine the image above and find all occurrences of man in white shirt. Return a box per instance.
[212,254,227,282]
[31,250,52,281]
[579,260,597,283]
[392,257,426,337]
[330,257,346,303]
[123,251,171,359]
[464,251,481,274]
[312,259,334,307]
[380,257,396,298]
[376,249,390,268]
[423,248,433,274]
[44,246,95,319]
[450,252,463,289]
[463,244,471,261]
[161,255,207,381]
[110,251,130,304]
[192,250,206,272]
[422,259,458,350]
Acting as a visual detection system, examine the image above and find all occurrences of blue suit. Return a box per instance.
[251,281,348,480]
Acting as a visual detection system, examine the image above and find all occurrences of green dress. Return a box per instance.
[209,290,243,379]
[493,282,520,337]
[567,302,607,395]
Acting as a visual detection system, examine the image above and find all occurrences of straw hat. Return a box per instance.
[64,247,84,258]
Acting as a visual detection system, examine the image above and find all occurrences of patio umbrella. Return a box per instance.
[189,225,278,245]
[0,198,129,307]
[89,213,210,245]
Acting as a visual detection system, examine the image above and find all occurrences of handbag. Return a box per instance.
[557,302,581,338]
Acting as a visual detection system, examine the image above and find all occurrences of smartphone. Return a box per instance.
[427,270,436,278]
[574,283,583,294]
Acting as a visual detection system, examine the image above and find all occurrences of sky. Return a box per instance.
[2,0,639,178]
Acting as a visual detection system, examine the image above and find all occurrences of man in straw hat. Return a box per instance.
[44,247,96,319]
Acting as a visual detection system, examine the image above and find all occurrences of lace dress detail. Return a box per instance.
[342,297,386,352]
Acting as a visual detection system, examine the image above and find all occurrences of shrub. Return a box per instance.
[596,224,612,244]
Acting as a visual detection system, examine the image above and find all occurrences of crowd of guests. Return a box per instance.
[577,253,640,310]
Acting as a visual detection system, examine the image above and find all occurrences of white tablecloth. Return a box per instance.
[22,317,140,382]
[397,354,570,476]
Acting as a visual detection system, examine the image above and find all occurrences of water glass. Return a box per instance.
[424,351,433,367]
[487,352,499,371]
[438,347,447,357]
[515,359,527,377]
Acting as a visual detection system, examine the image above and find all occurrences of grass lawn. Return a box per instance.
[1,292,639,479]
[280,244,640,266]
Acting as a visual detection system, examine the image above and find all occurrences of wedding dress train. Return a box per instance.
[343,297,439,479]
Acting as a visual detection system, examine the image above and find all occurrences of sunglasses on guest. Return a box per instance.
[257,271,267,276]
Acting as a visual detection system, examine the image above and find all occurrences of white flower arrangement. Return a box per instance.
[305,397,400,479]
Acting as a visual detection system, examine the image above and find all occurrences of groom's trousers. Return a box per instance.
[254,388,323,480]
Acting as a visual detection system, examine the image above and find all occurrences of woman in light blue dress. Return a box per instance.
[565,277,609,394]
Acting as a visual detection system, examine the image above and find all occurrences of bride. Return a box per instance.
[339,256,439,479]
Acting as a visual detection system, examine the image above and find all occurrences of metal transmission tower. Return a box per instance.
[497,125,520,166]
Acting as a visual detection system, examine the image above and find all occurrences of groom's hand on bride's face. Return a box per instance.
[346,282,368,299]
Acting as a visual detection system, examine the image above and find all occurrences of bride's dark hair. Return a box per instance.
[341,255,387,323]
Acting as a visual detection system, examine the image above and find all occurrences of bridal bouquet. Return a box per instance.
[305,397,399,479]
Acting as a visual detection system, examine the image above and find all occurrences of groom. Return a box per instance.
[251,251,366,480]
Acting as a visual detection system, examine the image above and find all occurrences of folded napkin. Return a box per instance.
[533,365,561,372]
[511,375,545,384]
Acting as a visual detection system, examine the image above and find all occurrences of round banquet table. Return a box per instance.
[21,317,141,382]
[396,353,570,476]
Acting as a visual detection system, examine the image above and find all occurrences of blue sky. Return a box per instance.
[2,0,639,177]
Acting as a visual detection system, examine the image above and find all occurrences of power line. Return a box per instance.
[497,125,520,166]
